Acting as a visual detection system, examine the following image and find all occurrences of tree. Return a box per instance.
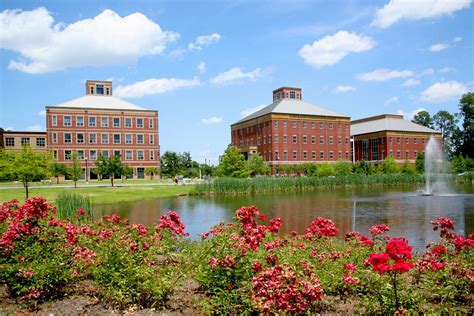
[415,152,425,174]
[412,111,433,128]
[50,162,68,184]
[334,160,353,176]
[378,156,399,174]
[94,154,128,187]
[68,152,83,188]
[5,147,50,198]
[217,145,248,178]
[0,150,15,181]
[432,110,459,158]
[247,153,271,176]
[145,167,159,180]
[458,92,474,157]
[160,151,183,178]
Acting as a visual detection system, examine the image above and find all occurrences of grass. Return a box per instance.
[193,174,430,195]
[0,185,194,205]
[55,192,93,220]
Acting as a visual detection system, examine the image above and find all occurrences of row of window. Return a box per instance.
[56,149,156,161]
[270,150,350,161]
[51,115,154,129]
[361,147,422,161]
[237,121,349,135]
[237,135,350,146]
[51,132,155,145]
[5,137,45,147]
[273,91,301,101]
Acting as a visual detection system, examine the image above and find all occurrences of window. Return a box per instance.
[329,136,333,144]
[283,121,287,128]
[64,133,72,143]
[125,150,133,160]
[6,137,14,146]
[338,151,342,159]
[77,150,84,160]
[53,150,58,159]
[137,118,144,128]
[76,116,84,127]
[414,138,417,144]
[397,150,401,159]
[311,136,316,144]
[114,150,121,158]
[89,133,97,144]
[149,119,154,128]
[292,135,297,144]
[362,140,369,160]
[303,121,307,129]
[283,135,287,143]
[150,134,155,144]
[268,135,271,144]
[320,136,324,144]
[150,150,155,160]
[65,150,72,160]
[320,122,324,129]
[338,123,341,129]
[320,151,324,160]
[125,134,132,144]
[90,150,97,160]
[406,151,410,159]
[113,117,120,127]
[329,151,334,160]
[275,151,280,161]
[137,134,144,144]
[137,150,144,160]
[422,138,425,144]
[303,135,307,144]
[274,121,278,128]
[303,151,307,159]
[311,122,315,129]
[406,137,409,144]
[101,134,109,144]
[292,121,297,128]
[284,151,288,161]
[346,137,349,144]
[64,116,72,126]
[52,115,57,126]
[113,134,121,144]
[96,84,104,95]
[290,91,295,99]
[345,124,349,130]
[52,132,57,143]
[371,139,378,161]
[293,150,297,160]
[312,151,316,159]
[36,138,45,147]
[346,152,349,160]
[329,123,333,129]
[125,117,132,128]
[106,87,110,95]
[274,135,279,144]
[397,137,401,144]
[89,117,96,127]
[101,150,109,159]
[389,137,393,144]
[338,137,342,144]
[101,117,109,127]
[77,133,84,144]
[90,86,94,94]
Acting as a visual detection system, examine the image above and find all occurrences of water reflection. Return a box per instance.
[95,185,474,251]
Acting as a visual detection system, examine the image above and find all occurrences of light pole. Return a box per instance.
[85,157,89,184]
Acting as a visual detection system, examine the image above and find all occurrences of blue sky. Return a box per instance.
[1,0,472,164]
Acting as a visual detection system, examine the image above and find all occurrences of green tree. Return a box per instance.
[401,160,416,174]
[94,154,128,187]
[355,160,375,175]
[412,111,433,128]
[334,160,353,176]
[415,152,425,174]
[247,153,271,176]
[145,167,159,180]
[378,156,399,174]
[68,152,83,188]
[432,110,459,158]
[316,163,335,177]
[458,92,474,157]
[50,162,68,184]
[217,145,248,178]
[5,147,50,198]
[160,151,183,178]
[0,150,15,181]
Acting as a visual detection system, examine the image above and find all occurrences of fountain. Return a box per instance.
[419,136,449,196]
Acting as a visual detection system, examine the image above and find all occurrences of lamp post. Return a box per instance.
[85,157,89,184]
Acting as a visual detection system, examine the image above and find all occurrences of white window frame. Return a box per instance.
[137,150,144,160]
[52,132,57,144]
[137,134,144,144]
[89,133,97,144]
[52,115,57,126]
[101,134,109,144]
[125,117,132,128]
[64,133,72,143]
[89,116,96,127]
[113,133,121,144]
[125,134,132,144]
[113,117,121,128]
[101,117,109,127]
[64,116,72,127]
[137,118,144,128]
[76,133,84,144]
[125,150,133,160]
[76,116,84,127]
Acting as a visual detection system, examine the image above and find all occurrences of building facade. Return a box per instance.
[0,128,48,153]
[46,80,160,180]
[231,87,351,173]
[351,114,442,164]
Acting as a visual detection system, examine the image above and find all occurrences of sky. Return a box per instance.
[0,0,473,164]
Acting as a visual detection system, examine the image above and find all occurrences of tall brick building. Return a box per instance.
[231,87,351,172]
[351,114,442,164]
[46,80,160,179]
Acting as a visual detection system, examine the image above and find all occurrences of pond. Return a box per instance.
[96,184,474,251]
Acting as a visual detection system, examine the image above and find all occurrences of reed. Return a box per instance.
[55,192,93,221]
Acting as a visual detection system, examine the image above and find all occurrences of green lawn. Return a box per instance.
[0,185,194,205]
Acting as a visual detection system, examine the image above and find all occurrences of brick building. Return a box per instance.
[46,80,160,180]
[231,87,351,173]
[0,128,48,153]
[351,114,442,164]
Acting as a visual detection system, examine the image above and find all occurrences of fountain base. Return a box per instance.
[419,192,434,196]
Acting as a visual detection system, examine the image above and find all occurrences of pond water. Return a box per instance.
[95,184,474,251]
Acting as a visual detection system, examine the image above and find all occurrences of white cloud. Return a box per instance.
[211,67,262,85]
[429,43,449,52]
[197,61,206,73]
[4,127,14,131]
[438,66,454,73]
[372,0,472,28]
[38,110,46,117]
[420,68,435,76]
[334,85,356,93]
[0,8,178,73]
[401,78,421,87]
[188,33,222,51]
[420,81,468,103]
[240,104,266,117]
[397,107,428,120]
[201,116,223,124]
[357,68,414,81]
[25,124,43,131]
[453,36,462,42]
[298,30,375,68]
[115,77,200,98]
[384,96,399,107]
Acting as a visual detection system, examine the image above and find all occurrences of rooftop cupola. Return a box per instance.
[272,87,302,102]
[86,80,113,96]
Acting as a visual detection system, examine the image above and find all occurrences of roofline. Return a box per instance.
[272,87,302,93]
[351,129,442,136]
[231,111,350,126]
[2,130,47,135]
[351,114,404,125]
[85,80,112,84]
[45,106,158,113]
